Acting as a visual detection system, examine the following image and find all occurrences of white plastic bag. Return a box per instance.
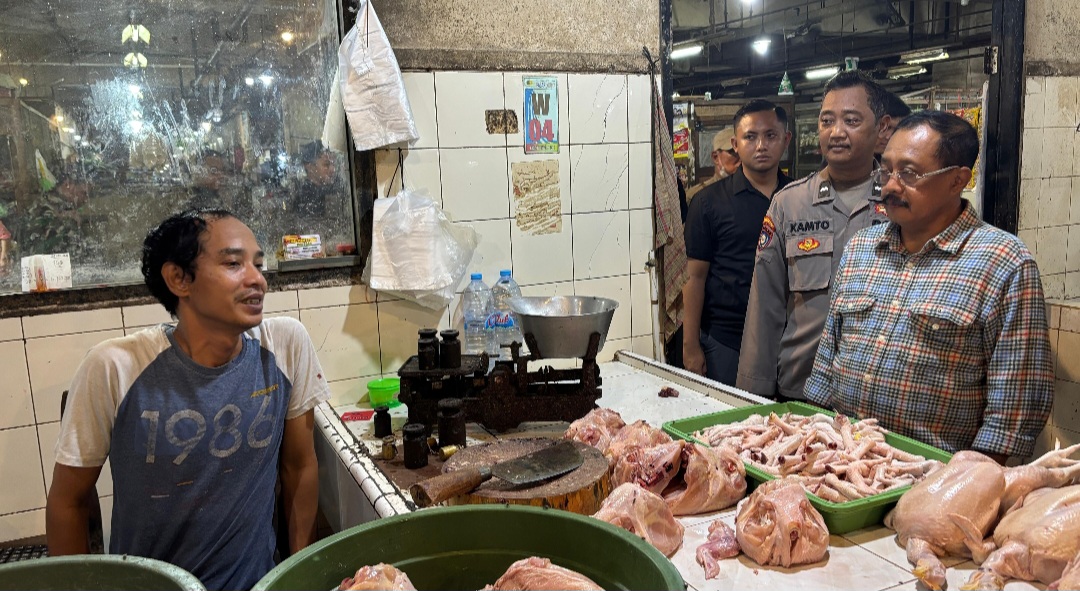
[338,1,419,151]
[363,189,477,309]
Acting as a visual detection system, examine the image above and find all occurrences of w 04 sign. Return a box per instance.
[523,76,559,154]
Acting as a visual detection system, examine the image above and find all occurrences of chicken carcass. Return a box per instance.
[664,443,747,515]
[961,485,1080,590]
[886,446,1080,591]
[565,408,626,453]
[735,479,829,568]
[604,420,672,465]
[486,557,603,591]
[1049,553,1080,591]
[338,563,417,590]
[593,482,684,557]
[612,440,685,495]
[998,443,1080,517]
[696,520,741,580]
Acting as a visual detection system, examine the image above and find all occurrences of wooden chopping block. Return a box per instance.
[441,438,611,515]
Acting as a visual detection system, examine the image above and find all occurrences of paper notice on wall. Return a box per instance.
[512,160,561,235]
[21,253,72,292]
[523,76,559,154]
[282,234,324,259]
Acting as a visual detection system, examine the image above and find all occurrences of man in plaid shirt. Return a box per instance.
[805,111,1052,462]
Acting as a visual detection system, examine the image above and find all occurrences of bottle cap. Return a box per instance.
[471,272,482,280]
[500,269,511,276]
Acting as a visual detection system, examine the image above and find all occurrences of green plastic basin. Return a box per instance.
[367,377,400,408]
[0,555,205,591]
[254,504,684,591]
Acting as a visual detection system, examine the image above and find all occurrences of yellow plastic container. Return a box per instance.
[367,377,401,408]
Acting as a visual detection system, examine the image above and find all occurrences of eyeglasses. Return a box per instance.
[873,165,959,188]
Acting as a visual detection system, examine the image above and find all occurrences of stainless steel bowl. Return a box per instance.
[508,295,619,359]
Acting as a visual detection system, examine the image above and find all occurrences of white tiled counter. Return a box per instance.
[314,352,1041,591]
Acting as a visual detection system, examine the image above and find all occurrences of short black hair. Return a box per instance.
[822,70,889,121]
[884,91,912,119]
[300,140,329,165]
[142,209,235,316]
[733,99,789,130]
[894,110,979,169]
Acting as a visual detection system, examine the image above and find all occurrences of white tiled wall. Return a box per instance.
[1032,302,1080,458]
[374,71,655,357]
[1018,75,1080,300]
[0,70,657,544]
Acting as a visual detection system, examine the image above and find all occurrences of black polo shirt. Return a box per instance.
[684,167,792,350]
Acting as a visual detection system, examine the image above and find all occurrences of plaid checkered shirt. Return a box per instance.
[805,202,1053,458]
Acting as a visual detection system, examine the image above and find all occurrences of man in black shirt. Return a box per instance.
[682,100,793,384]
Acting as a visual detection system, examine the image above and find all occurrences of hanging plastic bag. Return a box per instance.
[338,1,419,151]
[363,189,477,309]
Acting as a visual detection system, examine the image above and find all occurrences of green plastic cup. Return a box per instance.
[367,377,401,408]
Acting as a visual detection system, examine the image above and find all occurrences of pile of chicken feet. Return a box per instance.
[694,412,943,503]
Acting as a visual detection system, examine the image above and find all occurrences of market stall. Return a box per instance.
[313,351,1043,591]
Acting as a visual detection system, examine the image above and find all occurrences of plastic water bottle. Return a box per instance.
[489,269,523,359]
[462,273,494,355]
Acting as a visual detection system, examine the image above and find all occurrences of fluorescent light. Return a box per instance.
[245,76,255,86]
[54,114,64,123]
[805,65,839,80]
[901,48,948,64]
[280,31,294,43]
[887,65,927,79]
[18,78,28,86]
[129,120,143,133]
[752,38,771,56]
[671,43,703,60]
[259,74,273,86]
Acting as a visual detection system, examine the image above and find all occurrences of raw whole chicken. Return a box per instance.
[696,520,741,580]
[1049,553,1080,591]
[998,443,1080,517]
[338,563,417,590]
[886,445,1080,591]
[486,556,603,591]
[565,408,626,453]
[593,482,684,557]
[885,451,1005,590]
[664,443,747,515]
[604,420,672,465]
[735,479,829,568]
[961,485,1080,590]
[612,440,685,495]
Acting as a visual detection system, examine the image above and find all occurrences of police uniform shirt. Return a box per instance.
[736,168,888,400]
[684,167,792,351]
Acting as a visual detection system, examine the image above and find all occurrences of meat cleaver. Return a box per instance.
[409,441,583,507]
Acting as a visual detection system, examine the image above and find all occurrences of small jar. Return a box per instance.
[380,436,397,461]
[373,406,392,438]
[402,422,429,469]
[437,397,467,448]
[417,329,440,370]
[438,445,460,461]
[439,329,461,369]
[418,337,439,370]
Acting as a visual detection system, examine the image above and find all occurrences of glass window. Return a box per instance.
[0,0,353,294]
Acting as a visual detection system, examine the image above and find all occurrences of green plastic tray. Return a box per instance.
[662,401,952,534]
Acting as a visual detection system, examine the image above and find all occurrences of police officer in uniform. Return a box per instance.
[737,71,891,401]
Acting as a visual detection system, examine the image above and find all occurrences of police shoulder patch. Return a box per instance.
[758,215,776,251]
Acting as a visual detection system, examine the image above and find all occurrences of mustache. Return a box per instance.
[884,193,908,207]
